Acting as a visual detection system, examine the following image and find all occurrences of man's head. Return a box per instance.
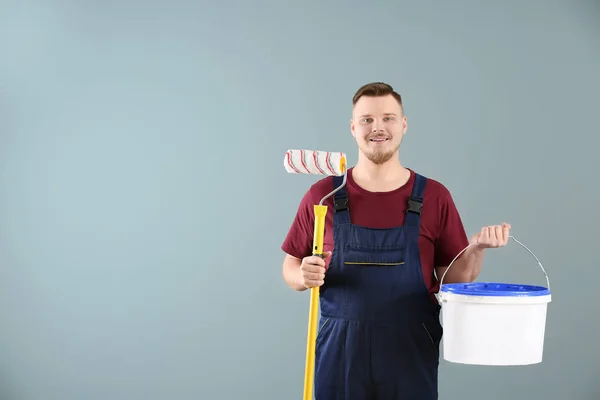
[350,82,407,165]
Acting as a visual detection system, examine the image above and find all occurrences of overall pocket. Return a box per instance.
[344,261,404,266]
[317,317,331,337]
[342,243,405,267]
[421,319,443,347]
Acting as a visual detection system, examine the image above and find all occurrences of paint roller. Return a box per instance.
[283,149,348,400]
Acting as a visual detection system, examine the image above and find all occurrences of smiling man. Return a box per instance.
[281,82,510,399]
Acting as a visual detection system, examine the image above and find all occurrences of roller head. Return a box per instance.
[284,149,347,177]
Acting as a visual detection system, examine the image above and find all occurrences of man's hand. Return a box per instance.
[299,251,332,288]
[471,222,511,249]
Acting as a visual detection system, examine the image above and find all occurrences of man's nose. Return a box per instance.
[372,122,384,132]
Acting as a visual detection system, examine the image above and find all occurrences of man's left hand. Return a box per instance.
[471,222,511,249]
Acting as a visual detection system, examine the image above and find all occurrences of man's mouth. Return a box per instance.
[369,137,389,142]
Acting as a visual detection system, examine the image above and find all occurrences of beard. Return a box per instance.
[360,139,400,165]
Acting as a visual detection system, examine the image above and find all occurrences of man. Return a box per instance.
[281,82,511,399]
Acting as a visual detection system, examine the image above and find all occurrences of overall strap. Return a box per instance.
[332,175,351,225]
[405,173,427,228]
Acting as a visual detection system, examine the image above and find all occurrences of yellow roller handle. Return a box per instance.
[303,204,327,400]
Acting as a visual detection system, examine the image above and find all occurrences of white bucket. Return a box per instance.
[437,236,551,366]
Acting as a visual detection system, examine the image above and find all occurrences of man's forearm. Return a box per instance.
[440,223,511,284]
[442,245,486,283]
[282,255,308,291]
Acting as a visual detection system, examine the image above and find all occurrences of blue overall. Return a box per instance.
[314,173,443,399]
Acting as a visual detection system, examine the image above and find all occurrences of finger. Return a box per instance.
[303,274,325,287]
[502,223,510,243]
[302,264,326,274]
[304,271,326,281]
[306,256,326,267]
[483,227,494,246]
[494,225,503,244]
[305,279,325,287]
[301,265,326,279]
[479,227,489,243]
[489,226,498,240]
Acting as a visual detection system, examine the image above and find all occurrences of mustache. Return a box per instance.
[367,134,390,140]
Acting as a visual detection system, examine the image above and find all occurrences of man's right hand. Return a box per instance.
[299,251,332,288]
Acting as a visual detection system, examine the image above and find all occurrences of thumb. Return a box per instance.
[323,251,332,259]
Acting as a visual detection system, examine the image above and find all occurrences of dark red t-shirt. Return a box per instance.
[281,167,470,297]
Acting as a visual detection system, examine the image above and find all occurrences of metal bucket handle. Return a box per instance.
[438,235,550,291]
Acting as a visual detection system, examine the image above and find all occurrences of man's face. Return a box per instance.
[350,94,407,165]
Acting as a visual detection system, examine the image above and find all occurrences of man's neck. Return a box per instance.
[352,156,410,193]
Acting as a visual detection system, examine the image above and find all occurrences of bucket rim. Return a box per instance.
[439,282,550,297]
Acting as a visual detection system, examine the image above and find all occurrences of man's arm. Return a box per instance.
[282,252,331,291]
[432,184,509,285]
[436,224,511,284]
[280,186,318,291]
[282,254,306,291]
[435,244,485,284]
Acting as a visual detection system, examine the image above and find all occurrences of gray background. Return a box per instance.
[1,0,598,399]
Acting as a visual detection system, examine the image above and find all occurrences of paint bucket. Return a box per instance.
[437,236,551,366]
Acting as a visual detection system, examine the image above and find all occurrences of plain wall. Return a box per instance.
[0,0,598,399]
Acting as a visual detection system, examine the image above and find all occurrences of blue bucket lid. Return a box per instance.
[440,282,550,297]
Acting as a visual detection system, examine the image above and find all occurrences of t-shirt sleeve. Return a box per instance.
[434,188,471,268]
[281,187,316,260]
